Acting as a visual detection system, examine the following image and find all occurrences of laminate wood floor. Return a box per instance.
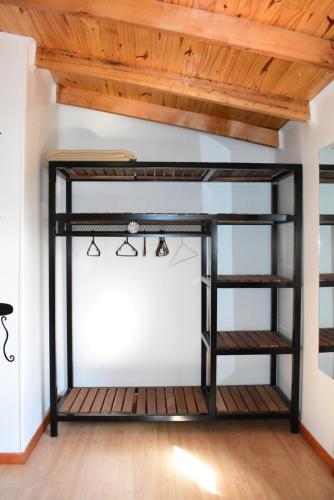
[0,421,333,500]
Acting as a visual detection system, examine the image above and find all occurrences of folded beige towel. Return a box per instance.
[47,150,137,162]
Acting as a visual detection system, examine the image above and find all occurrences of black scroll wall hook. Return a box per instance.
[0,303,15,363]
[87,235,101,257]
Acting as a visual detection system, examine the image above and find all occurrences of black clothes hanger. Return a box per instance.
[116,237,138,257]
[87,235,101,257]
[156,237,169,257]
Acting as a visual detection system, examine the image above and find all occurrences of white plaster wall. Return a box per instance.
[276,81,334,458]
[20,42,57,450]
[0,33,56,453]
[0,32,27,453]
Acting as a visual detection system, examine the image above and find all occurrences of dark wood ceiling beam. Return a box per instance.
[57,86,279,148]
[1,0,334,70]
[36,47,310,122]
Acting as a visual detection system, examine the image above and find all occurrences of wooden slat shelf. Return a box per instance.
[51,162,295,183]
[216,385,290,415]
[202,275,294,288]
[211,168,286,182]
[320,215,334,225]
[320,167,334,184]
[59,386,208,416]
[319,328,334,352]
[320,273,334,286]
[217,331,292,355]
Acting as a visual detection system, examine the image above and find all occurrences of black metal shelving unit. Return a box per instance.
[49,161,302,436]
[319,165,334,354]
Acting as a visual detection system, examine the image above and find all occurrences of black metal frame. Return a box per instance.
[48,162,302,436]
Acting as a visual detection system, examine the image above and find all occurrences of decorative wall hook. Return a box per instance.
[0,303,15,363]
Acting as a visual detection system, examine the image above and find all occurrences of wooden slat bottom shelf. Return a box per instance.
[59,386,208,416]
[216,385,289,415]
[319,328,334,352]
[217,331,292,354]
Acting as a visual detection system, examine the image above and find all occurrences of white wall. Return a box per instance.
[276,81,334,458]
[20,44,57,450]
[0,32,56,453]
[0,32,27,453]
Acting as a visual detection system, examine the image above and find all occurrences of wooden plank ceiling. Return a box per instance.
[0,0,333,147]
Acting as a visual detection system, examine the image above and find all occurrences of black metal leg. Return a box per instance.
[291,167,302,433]
[201,236,207,389]
[66,180,73,389]
[209,223,217,416]
[49,166,58,437]
[271,184,278,386]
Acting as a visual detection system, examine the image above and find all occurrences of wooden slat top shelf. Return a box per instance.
[319,328,334,352]
[217,331,292,354]
[216,385,289,415]
[59,386,208,416]
[52,162,297,183]
[320,274,334,285]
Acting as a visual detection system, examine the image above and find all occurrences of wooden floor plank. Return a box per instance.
[60,388,80,413]
[101,388,117,413]
[91,388,107,413]
[193,387,208,414]
[2,419,334,499]
[70,388,89,413]
[174,387,187,414]
[136,388,146,415]
[80,388,99,413]
[165,387,177,414]
[112,387,126,413]
[147,388,156,414]
[184,387,197,414]
[122,388,135,414]
[156,387,166,414]
[219,387,238,413]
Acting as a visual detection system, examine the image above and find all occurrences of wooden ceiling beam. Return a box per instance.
[57,86,279,148]
[36,48,310,122]
[1,0,334,70]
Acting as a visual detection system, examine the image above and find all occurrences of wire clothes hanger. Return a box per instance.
[169,238,198,266]
[156,237,169,257]
[116,237,138,257]
[87,235,101,257]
